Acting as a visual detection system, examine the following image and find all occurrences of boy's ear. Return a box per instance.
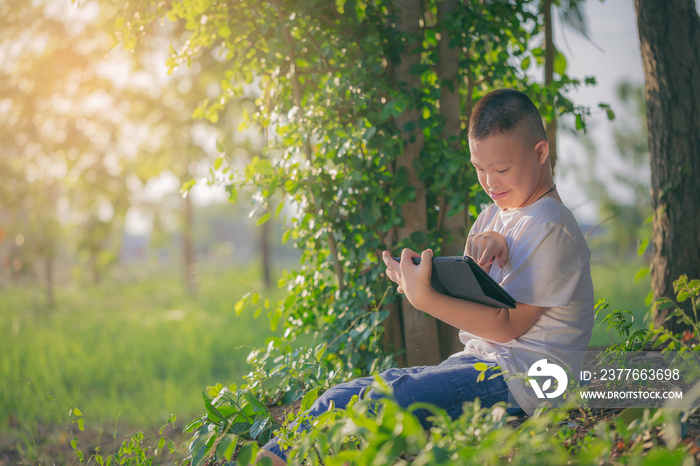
[534,140,550,165]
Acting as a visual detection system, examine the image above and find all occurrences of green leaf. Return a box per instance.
[554,51,567,75]
[655,298,676,311]
[256,212,271,226]
[598,103,615,121]
[409,230,427,246]
[237,443,259,465]
[180,179,196,195]
[645,290,654,306]
[184,417,204,433]
[229,422,252,434]
[653,334,670,349]
[315,344,327,360]
[473,362,489,372]
[637,237,649,257]
[249,416,269,439]
[189,428,214,466]
[204,397,226,423]
[218,434,237,460]
[521,56,531,71]
[301,387,320,412]
[634,267,649,282]
[245,393,268,416]
[379,101,396,122]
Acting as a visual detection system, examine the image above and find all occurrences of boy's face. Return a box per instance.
[469,130,550,210]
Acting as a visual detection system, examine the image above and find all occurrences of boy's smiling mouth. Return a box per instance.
[489,190,510,200]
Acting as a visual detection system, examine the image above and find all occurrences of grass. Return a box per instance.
[589,258,651,347]
[0,262,286,438]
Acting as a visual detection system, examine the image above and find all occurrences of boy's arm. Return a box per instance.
[383,248,545,343]
[413,290,545,343]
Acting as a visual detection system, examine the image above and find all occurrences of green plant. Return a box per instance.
[589,260,651,346]
[184,384,281,466]
[70,410,177,465]
[650,276,700,352]
[244,342,341,405]
[595,299,649,352]
[598,275,700,364]
[186,276,700,465]
[271,387,694,465]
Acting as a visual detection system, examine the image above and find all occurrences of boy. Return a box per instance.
[259,89,593,464]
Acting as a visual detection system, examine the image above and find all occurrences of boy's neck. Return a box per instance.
[503,183,559,211]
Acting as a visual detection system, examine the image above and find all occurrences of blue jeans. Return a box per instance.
[262,354,523,461]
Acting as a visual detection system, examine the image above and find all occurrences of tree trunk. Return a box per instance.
[635,0,700,330]
[394,0,442,367]
[543,0,558,173]
[381,225,407,366]
[381,301,406,367]
[436,0,468,359]
[183,194,197,295]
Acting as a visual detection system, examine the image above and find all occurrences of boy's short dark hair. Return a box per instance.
[468,89,547,142]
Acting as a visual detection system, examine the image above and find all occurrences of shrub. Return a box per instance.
[183,275,700,465]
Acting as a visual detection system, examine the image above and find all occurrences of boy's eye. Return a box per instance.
[497,169,509,174]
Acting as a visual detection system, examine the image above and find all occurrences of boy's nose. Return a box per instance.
[486,173,500,188]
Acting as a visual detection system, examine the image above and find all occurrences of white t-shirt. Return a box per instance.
[453,197,594,415]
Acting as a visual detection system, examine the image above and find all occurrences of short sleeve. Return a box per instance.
[500,223,586,307]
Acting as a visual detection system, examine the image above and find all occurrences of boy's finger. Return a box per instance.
[476,243,489,264]
[400,248,417,267]
[382,250,399,270]
[479,247,495,267]
[465,235,475,257]
[497,249,508,268]
[381,250,391,264]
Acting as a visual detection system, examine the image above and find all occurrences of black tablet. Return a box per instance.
[392,255,516,309]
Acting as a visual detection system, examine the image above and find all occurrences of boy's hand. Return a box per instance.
[465,231,509,273]
[381,248,434,309]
